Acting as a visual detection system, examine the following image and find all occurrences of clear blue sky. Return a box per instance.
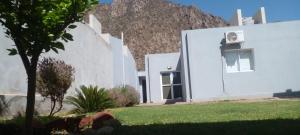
[99,0,300,22]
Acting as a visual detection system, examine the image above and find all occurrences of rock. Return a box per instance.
[91,112,114,129]
[80,112,120,132]
[79,116,93,128]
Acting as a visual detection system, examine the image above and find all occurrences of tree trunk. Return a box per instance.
[24,58,38,135]
[49,98,56,116]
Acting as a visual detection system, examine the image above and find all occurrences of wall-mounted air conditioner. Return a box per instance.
[225,31,245,44]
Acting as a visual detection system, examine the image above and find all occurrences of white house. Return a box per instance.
[139,7,300,103]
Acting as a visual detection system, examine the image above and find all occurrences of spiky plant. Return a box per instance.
[65,85,114,114]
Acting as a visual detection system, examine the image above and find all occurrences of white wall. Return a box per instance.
[145,53,181,103]
[0,27,27,95]
[182,20,300,101]
[253,7,267,24]
[0,15,139,114]
[230,9,242,26]
[0,22,115,95]
[110,36,125,87]
[123,46,138,90]
[109,35,138,90]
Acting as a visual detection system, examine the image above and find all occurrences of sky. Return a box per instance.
[99,0,300,22]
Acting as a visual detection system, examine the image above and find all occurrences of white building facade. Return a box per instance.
[139,7,300,103]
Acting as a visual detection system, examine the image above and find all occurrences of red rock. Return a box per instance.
[79,116,93,128]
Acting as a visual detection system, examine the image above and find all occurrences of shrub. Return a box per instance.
[36,57,75,116]
[108,85,140,107]
[65,85,114,114]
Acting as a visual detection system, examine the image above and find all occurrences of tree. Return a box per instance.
[0,0,97,134]
[37,57,75,116]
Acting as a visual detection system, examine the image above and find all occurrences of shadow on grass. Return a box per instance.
[112,119,300,135]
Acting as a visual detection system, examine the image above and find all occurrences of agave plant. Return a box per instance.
[65,85,114,114]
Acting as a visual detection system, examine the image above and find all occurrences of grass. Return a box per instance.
[1,100,299,135]
[110,100,300,135]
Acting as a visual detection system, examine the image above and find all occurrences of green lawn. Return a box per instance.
[111,100,300,135]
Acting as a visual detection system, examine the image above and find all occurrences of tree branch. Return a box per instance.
[14,24,31,73]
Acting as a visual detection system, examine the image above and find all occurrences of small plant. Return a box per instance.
[37,57,75,116]
[65,85,114,114]
[108,85,140,107]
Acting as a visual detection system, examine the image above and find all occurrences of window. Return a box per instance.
[224,49,254,73]
[161,72,182,99]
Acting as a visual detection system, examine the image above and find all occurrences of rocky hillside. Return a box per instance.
[88,0,228,70]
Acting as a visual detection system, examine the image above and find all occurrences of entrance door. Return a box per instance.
[142,79,147,103]
[161,72,182,100]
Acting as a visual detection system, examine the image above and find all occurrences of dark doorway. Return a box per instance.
[142,79,147,103]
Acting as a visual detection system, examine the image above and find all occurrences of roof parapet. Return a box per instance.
[230,7,267,26]
[88,14,102,35]
[253,7,267,24]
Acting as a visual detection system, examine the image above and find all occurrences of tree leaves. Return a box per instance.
[51,42,65,53]
[7,48,18,55]
[0,0,98,56]
[53,42,65,50]
[62,32,73,41]
[68,24,77,29]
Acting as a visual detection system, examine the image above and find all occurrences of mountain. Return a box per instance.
[88,0,228,70]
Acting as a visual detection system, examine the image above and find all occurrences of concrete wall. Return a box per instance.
[180,35,192,102]
[102,34,138,90]
[0,15,138,115]
[230,7,266,26]
[123,46,139,90]
[89,14,102,35]
[0,27,27,95]
[46,22,115,93]
[230,9,242,26]
[110,35,125,87]
[145,53,181,103]
[253,7,267,24]
[0,22,115,95]
[182,20,300,101]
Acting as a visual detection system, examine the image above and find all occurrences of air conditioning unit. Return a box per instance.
[225,31,245,44]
